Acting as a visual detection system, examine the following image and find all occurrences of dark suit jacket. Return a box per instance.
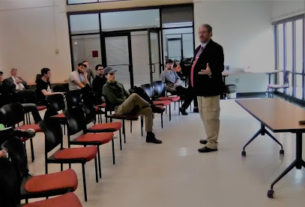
[2,77,28,93]
[192,40,224,97]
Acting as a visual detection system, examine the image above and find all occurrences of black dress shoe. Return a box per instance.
[200,139,207,145]
[193,107,199,113]
[198,146,218,153]
[146,132,162,144]
[179,107,188,115]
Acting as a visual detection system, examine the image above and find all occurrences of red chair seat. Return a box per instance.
[19,124,42,132]
[37,105,47,111]
[90,122,122,131]
[23,192,82,207]
[158,96,180,102]
[169,96,180,102]
[153,100,171,106]
[96,103,106,108]
[76,133,113,144]
[25,169,78,193]
[56,113,65,118]
[54,147,97,161]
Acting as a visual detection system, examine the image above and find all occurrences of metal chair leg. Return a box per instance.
[82,163,88,202]
[30,138,35,162]
[97,147,102,178]
[119,129,122,151]
[112,139,116,165]
[94,157,98,183]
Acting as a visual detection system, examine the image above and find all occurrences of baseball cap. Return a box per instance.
[104,67,117,75]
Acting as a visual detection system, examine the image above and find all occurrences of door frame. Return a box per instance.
[101,31,135,87]
[148,28,162,83]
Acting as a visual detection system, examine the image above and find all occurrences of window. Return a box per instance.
[100,9,160,31]
[285,22,293,71]
[296,19,303,73]
[67,0,126,5]
[70,14,100,34]
[274,17,304,100]
[277,24,284,70]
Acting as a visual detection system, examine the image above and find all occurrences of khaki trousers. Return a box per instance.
[116,93,153,132]
[197,96,220,149]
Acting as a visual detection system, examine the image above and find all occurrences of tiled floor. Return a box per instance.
[27,99,305,207]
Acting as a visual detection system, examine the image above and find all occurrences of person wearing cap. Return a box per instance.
[68,63,89,91]
[103,67,162,144]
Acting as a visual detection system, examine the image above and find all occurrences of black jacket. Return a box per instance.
[192,40,225,97]
[92,75,107,104]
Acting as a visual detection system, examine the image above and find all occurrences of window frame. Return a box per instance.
[274,15,305,100]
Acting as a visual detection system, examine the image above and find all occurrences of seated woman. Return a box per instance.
[35,68,63,105]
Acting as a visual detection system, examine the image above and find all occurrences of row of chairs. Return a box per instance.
[0,81,183,206]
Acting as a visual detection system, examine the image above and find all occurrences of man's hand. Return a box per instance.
[0,149,8,158]
[198,63,212,75]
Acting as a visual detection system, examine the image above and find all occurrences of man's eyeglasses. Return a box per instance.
[109,73,115,76]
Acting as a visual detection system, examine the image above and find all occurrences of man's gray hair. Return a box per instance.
[200,24,213,33]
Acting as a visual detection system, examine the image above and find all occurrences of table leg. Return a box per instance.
[242,124,284,156]
[267,132,304,198]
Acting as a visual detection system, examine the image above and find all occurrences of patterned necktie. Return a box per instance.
[190,46,205,87]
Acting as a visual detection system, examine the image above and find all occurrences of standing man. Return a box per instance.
[191,24,224,153]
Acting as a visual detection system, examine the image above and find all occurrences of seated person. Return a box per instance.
[36,68,63,105]
[83,60,95,85]
[161,59,186,95]
[68,63,89,91]
[103,67,162,144]
[0,71,3,85]
[3,68,28,93]
[173,60,185,80]
[0,71,3,94]
[92,64,107,104]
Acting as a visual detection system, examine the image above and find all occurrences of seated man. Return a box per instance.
[68,63,89,91]
[103,67,162,144]
[0,71,3,85]
[92,64,107,104]
[0,71,3,94]
[3,68,28,92]
[162,60,195,115]
[36,68,63,105]
[83,60,95,85]
[161,59,186,94]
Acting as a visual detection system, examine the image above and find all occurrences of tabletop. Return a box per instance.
[236,98,305,132]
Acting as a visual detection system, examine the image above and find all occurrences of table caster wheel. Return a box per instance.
[267,189,274,198]
[241,151,246,157]
[279,149,284,155]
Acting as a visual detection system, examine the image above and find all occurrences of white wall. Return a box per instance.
[271,0,305,21]
[194,0,274,74]
[0,0,71,83]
